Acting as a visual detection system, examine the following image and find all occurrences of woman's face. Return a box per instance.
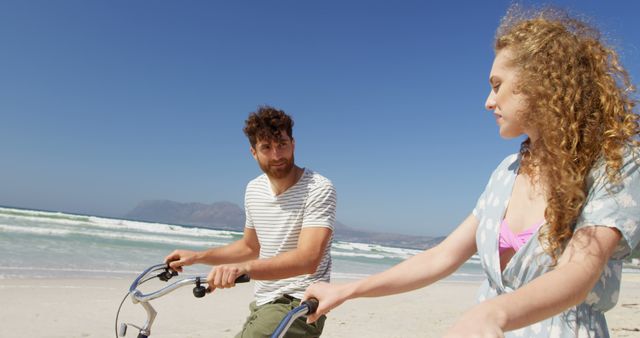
[485,49,532,140]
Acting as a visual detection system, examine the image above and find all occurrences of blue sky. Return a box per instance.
[1,1,639,236]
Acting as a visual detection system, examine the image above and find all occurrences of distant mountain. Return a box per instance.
[332,221,444,250]
[126,200,245,230]
[125,200,443,250]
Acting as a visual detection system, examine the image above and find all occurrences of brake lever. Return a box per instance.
[157,267,178,282]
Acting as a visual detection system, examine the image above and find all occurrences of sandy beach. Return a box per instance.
[1,274,638,338]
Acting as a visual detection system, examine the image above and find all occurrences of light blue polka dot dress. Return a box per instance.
[472,148,640,337]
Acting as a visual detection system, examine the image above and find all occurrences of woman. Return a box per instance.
[304,7,639,337]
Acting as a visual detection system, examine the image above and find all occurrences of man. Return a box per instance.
[165,106,336,337]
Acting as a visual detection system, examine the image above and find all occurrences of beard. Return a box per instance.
[259,154,295,179]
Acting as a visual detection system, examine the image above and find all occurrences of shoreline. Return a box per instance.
[1,276,638,337]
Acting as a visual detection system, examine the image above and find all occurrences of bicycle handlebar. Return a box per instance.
[270,298,319,338]
[120,263,323,338]
[128,263,250,303]
[120,263,320,338]
[118,263,250,337]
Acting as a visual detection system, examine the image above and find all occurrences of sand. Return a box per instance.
[0,274,638,338]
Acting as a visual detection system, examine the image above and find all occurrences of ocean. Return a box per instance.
[0,206,482,281]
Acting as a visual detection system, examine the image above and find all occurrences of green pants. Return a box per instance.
[235,295,326,338]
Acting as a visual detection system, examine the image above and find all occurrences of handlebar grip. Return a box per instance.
[235,274,250,283]
[302,298,319,314]
[204,274,251,294]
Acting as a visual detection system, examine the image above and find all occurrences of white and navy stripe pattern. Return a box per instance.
[245,168,336,306]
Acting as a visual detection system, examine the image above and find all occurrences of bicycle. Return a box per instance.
[116,263,319,338]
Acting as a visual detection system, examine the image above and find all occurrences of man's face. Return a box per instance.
[251,133,295,179]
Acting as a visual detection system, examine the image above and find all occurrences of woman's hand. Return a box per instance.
[303,281,352,323]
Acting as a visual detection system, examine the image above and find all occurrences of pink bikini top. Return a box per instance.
[498,218,544,254]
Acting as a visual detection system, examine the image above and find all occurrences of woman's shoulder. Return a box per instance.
[498,152,520,168]
[490,153,520,176]
[478,153,520,190]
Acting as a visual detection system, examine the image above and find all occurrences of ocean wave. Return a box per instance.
[1,207,490,282]
[450,272,485,278]
[466,255,481,265]
[0,207,239,239]
[332,241,422,259]
[84,229,230,247]
[0,265,141,274]
[0,214,96,227]
[0,207,90,222]
[87,216,238,239]
[0,223,229,248]
[331,251,386,259]
[0,223,72,236]
[331,272,374,280]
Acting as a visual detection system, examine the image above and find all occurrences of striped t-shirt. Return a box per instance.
[244,168,336,306]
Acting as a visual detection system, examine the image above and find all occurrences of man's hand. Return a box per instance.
[164,249,199,272]
[206,263,249,292]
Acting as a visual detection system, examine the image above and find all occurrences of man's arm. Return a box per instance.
[207,226,332,288]
[444,225,621,337]
[165,227,260,272]
[247,226,332,278]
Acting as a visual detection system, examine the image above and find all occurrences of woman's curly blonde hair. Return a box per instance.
[495,6,639,263]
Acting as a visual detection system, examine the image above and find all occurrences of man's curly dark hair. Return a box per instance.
[243,106,294,148]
